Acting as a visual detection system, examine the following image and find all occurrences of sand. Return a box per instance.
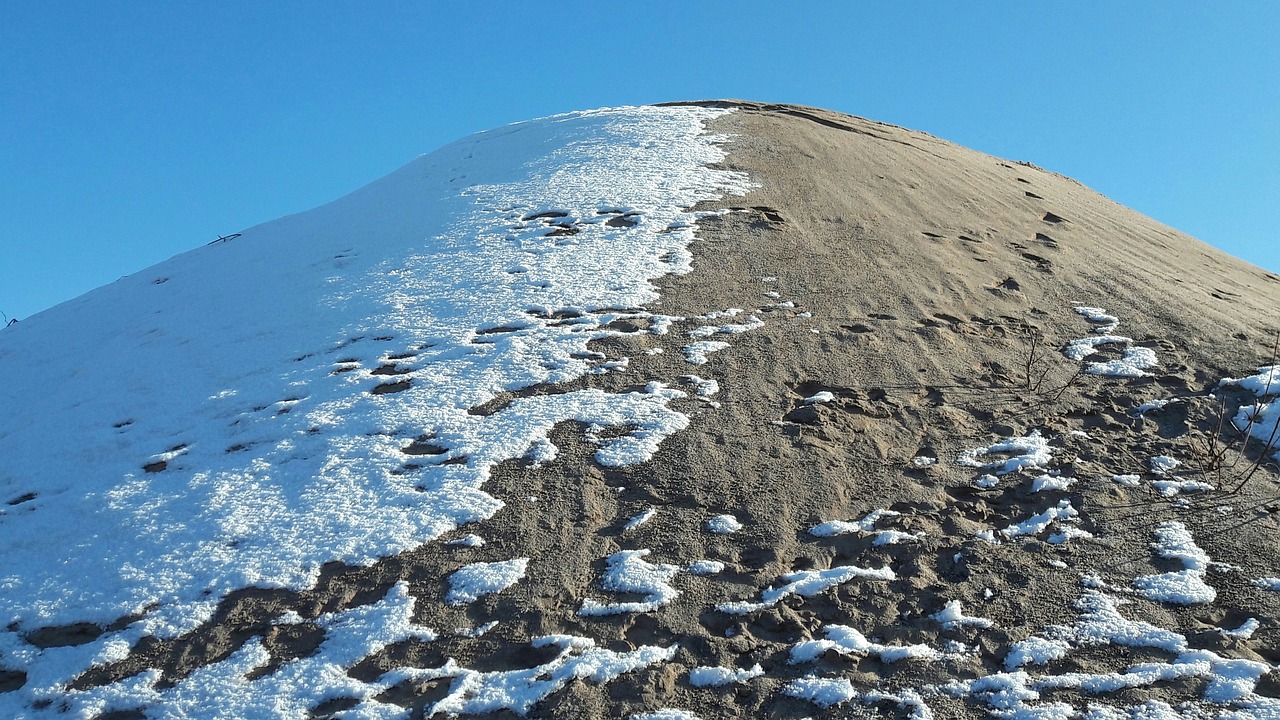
[30,102,1280,717]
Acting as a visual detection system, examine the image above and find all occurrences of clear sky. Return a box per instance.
[2,2,1276,321]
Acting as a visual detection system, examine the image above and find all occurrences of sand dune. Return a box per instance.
[2,101,1279,718]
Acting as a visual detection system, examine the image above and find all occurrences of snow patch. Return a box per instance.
[1222,618,1260,640]
[679,375,720,397]
[1001,500,1083,540]
[630,711,702,720]
[683,340,731,365]
[687,560,725,576]
[1253,577,1280,592]
[623,508,657,532]
[1133,522,1216,605]
[706,514,743,534]
[1030,474,1075,493]
[446,558,529,605]
[579,550,680,616]
[790,624,943,664]
[811,508,896,537]
[1232,400,1280,463]
[688,314,763,339]
[1073,306,1120,333]
[687,664,764,687]
[932,600,994,630]
[1134,398,1176,414]
[1064,335,1158,377]
[784,676,857,707]
[717,564,895,615]
[1150,478,1214,496]
[1220,366,1280,398]
[959,431,1052,475]
[446,534,486,547]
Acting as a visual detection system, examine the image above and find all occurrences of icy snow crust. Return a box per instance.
[0,106,750,709]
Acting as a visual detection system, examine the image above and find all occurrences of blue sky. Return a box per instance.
[2,2,1276,320]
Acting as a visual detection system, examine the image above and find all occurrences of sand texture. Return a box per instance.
[7,102,1280,718]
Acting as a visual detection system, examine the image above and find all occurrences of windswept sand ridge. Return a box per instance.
[3,102,1280,718]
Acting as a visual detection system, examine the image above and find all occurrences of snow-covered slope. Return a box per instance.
[0,105,751,714]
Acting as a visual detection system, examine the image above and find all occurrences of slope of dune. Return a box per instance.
[2,101,1279,719]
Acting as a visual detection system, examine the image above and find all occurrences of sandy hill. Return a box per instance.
[2,101,1279,719]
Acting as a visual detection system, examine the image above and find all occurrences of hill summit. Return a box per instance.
[2,101,1279,718]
